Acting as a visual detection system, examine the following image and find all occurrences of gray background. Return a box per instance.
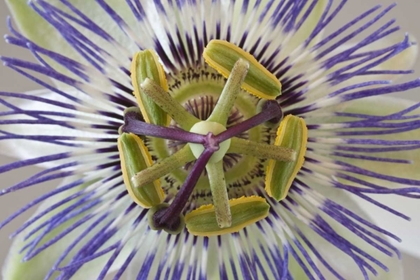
[0,0,419,279]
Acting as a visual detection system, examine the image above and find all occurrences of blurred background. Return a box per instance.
[0,0,419,279]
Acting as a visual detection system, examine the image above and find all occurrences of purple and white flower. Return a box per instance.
[1,0,420,279]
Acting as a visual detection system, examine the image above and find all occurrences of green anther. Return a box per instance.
[206,161,231,228]
[189,121,231,163]
[203,40,282,99]
[265,115,308,201]
[228,137,296,162]
[117,133,165,208]
[140,78,200,130]
[207,59,249,125]
[185,196,270,237]
[131,50,169,126]
[131,144,195,188]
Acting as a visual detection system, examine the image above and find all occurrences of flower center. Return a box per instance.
[166,94,249,174]
[118,40,308,236]
[189,121,230,163]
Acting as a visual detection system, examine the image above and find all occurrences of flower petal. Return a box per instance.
[2,177,91,280]
[330,33,418,84]
[296,185,403,279]
[2,175,145,279]
[313,96,420,180]
[281,0,328,54]
[305,95,420,258]
[374,34,418,80]
[354,187,420,260]
[6,0,80,72]
[276,168,405,279]
[6,0,138,81]
[0,89,74,162]
[0,89,119,167]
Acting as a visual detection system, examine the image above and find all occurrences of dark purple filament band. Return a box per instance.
[122,110,205,143]
[215,100,282,142]
[152,144,216,230]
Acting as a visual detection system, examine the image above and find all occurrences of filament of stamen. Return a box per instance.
[131,144,195,188]
[228,138,296,162]
[206,161,231,228]
[140,78,200,130]
[207,59,249,125]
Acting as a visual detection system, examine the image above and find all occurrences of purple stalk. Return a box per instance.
[153,145,216,230]
[122,111,205,143]
[215,100,282,142]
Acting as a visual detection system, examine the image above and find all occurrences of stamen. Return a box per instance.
[117,133,164,208]
[140,78,200,130]
[265,115,308,201]
[185,196,270,236]
[131,50,169,126]
[119,41,299,236]
[131,144,195,188]
[206,161,231,228]
[203,40,282,99]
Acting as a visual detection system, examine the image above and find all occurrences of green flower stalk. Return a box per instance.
[0,1,420,279]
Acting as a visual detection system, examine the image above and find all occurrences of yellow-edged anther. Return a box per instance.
[118,133,164,208]
[131,50,169,126]
[265,115,308,201]
[185,196,270,236]
[203,40,281,99]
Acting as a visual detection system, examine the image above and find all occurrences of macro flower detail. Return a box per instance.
[119,43,305,236]
[1,1,420,279]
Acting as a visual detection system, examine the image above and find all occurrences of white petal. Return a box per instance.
[0,89,73,161]
[6,0,138,83]
[314,96,420,180]
[2,176,140,279]
[2,176,88,280]
[355,192,420,260]
[307,96,420,258]
[375,34,418,78]
[0,89,117,167]
[287,31,418,112]
[281,0,328,55]
[330,33,417,83]
[296,181,403,279]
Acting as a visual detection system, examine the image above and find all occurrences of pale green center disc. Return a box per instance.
[189,121,231,163]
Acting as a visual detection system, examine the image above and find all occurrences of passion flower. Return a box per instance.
[1,1,420,279]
